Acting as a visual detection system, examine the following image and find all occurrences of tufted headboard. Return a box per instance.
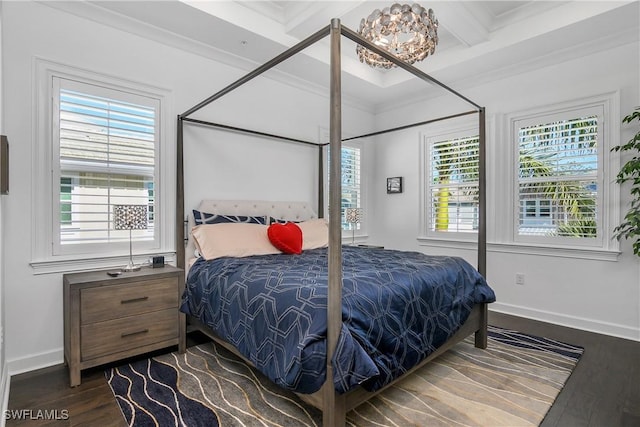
[185,200,318,268]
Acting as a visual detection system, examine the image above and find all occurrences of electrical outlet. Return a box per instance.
[515,273,525,285]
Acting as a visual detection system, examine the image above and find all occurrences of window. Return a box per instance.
[426,134,479,237]
[514,107,603,246]
[52,78,159,255]
[340,144,361,231]
[326,141,363,232]
[418,94,618,258]
[32,60,172,271]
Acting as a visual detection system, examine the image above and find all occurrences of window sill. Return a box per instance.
[342,234,369,245]
[30,251,176,275]
[489,242,620,262]
[417,237,621,262]
[417,236,479,251]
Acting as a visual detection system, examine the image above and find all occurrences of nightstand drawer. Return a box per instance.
[81,278,179,324]
[81,308,178,360]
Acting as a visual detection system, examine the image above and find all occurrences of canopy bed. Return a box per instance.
[176,19,492,427]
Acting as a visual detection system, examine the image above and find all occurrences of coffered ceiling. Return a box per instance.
[52,1,639,111]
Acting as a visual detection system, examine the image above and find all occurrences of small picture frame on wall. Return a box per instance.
[387,176,402,194]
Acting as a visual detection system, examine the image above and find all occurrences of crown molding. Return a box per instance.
[38,1,374,114]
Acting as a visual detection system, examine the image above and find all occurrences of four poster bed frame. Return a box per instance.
[176,19,487,427]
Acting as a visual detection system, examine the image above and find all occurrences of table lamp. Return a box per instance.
[113,204,148,271]
[345,207,363,245]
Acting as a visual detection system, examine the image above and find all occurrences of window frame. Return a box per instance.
[337,142,363,231]
[31,59,175,273]
[321,129,368,239]
[52,77,160,256]
[506,92,620,253]
[417,93,620,260]
[419,124,480,243]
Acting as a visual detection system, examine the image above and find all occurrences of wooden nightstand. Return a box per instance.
[63,265,185,387]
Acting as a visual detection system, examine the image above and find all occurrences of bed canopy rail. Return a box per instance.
[181,117,319,146]
[181,25,331,118]
[342,109,478,142]
[340,25,481,110]
[177,18,486,427]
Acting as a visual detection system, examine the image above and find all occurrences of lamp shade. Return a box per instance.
[113,205,148,230]
[345,208,363,224]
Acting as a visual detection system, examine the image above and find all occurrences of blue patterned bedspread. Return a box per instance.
[180,246,495,394]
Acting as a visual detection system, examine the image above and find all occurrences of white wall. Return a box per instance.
[0,0,8,418]
[370,39,640,340]
[1,1,374,373]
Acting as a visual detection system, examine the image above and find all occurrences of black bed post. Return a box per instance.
[318,145,324,218]
[475,107,488,349]
[176,115,185,271]
[323,18,346,427]
[477,107,486,277]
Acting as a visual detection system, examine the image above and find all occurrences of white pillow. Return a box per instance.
[191,223,281,260]
[298,218,329,250]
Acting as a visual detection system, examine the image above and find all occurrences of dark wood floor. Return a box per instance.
[491,312,640,427]
[6,312,640,426]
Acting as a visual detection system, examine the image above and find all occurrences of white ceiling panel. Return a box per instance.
[66,1,639,111]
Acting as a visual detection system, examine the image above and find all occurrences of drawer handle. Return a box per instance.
[121,329,149,338]
[120,296,149,304]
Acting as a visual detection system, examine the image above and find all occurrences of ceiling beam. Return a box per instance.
[283,1,367,39]
[435,1,491,47]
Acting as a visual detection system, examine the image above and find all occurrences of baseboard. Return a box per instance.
[0,362,9,427]
[490,302,640,342]
[7,348,63,377]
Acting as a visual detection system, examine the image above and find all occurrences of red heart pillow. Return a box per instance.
[267,222,303,255]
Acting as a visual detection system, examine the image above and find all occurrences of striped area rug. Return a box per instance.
[106,326,583,426]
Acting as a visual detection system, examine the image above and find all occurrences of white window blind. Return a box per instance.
[54,78,158,251]
[328,144,361,230]
[517,115,599,239]
[428,135,479,233]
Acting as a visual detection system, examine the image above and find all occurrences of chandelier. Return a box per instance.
[356,3,438,69]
